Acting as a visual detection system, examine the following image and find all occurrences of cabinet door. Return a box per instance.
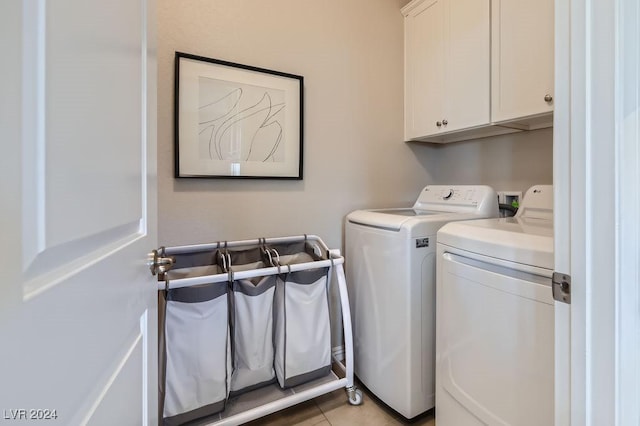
[404,0,444,140]
[491,0,554,123]
[443,0,490,133]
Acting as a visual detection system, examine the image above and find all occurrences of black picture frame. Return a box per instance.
[174,52,303,179]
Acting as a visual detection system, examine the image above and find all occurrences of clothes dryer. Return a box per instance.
[436,185,554,426]
[345,185,498,419]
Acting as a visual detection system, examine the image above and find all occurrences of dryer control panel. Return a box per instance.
[515,185,554,220]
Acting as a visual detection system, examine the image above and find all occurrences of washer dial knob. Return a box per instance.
[443,189,454,200]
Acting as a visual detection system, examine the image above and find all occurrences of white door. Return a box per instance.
[554,0,640,424]
[0,0,157,424]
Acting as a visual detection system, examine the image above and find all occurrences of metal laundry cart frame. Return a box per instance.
[150,234,362,426]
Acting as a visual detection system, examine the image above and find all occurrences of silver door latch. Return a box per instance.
[552,272,571,304]
[147,249,175,276]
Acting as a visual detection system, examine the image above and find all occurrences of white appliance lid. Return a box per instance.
[438,184,554,270]
[373,208,440,217]
[346,185,499,231]
[438,217,554,270]
[348,208,477,231]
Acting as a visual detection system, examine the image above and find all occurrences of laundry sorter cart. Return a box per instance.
[149,235,363,426]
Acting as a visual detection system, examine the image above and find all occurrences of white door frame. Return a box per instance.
[615,0,640,423]
[555,0,640,424]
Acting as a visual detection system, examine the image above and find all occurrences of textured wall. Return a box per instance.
[424,128,554,196]
[157,0,436,250]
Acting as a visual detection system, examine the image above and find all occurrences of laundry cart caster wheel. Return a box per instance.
[347,387,363,406]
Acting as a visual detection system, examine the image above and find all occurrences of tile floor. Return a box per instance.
[244,384,436,426]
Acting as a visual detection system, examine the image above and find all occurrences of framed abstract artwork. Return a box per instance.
[174,52,303,179]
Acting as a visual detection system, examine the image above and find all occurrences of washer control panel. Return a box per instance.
[413,185,498,215]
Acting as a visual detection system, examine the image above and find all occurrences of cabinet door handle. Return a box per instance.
[436,121,442,127]
[544,94,553,102]
[442,119,448,126]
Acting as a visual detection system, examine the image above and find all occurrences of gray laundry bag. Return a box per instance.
[229,275,277,395]
[160,279,231,426]
[215,247,278,396]
[274,266,332,388]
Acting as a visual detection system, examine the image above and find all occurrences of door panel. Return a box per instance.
[84,320,145,425]
[0,0,157,424]
[22,0,147,297]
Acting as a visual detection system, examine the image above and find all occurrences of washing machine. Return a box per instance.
[435,185,554,426]
[345,185,498,419]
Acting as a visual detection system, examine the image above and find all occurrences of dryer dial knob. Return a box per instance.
[443,189,454,200]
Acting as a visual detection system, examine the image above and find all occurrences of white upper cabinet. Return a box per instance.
[404,0,491,141]
[491,0,554,126]
[404,0,445,140]
[443,0,491,133]
[403,0,554,143]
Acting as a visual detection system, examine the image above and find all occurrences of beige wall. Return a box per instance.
[424,128,554,196]
[157,1,553,249]
[158,0,436,249]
